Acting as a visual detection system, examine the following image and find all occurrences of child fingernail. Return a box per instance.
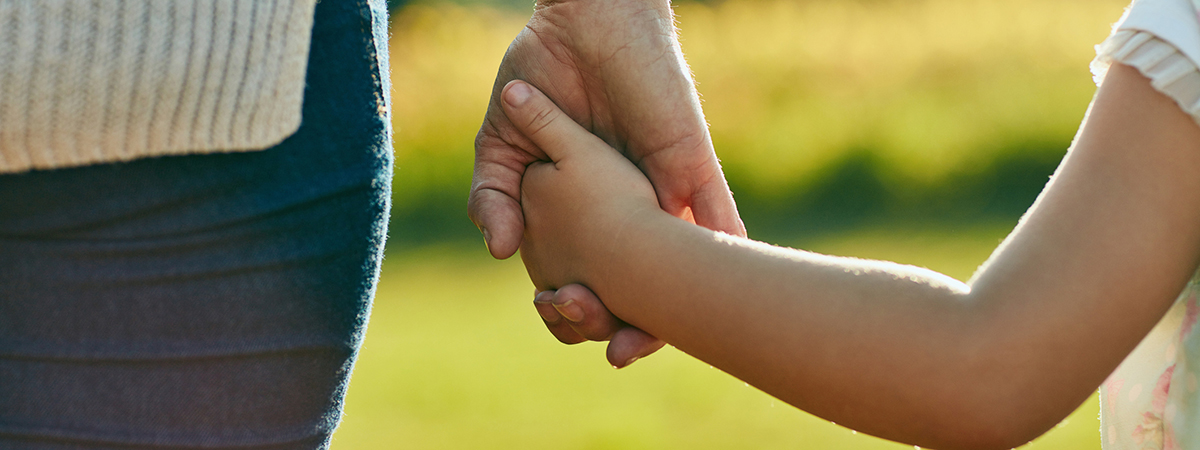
[505,81,532,107]
[553,299,585,323]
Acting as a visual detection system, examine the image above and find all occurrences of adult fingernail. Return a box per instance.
[481,227,491,243]
[553,299,584,323]
[505,81,532,107]
[616,356,639,369]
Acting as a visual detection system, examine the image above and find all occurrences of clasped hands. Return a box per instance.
[469,0,744,367]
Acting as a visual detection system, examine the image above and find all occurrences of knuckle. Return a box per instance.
[524,107,558,138]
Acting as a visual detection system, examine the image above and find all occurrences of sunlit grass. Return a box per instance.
[686,0,1123,191]
[333,225,1100,449]
[387,5,525,211]
[387,0,1126,219]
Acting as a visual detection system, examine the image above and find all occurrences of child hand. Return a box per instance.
[500,80,662,291]
[500,79,668,365]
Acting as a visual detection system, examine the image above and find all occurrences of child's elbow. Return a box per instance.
[930,420,1045,450]
[850,404,1051,450]
[929,386,1073,450]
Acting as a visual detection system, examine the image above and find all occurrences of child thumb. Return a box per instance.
[501,80,590,163]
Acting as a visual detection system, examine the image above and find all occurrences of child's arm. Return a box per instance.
[506,61,1200,450]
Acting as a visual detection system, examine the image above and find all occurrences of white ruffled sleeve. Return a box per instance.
[1091,0,1200,125]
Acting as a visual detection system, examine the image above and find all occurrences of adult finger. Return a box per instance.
[607,327,667,369]
[534,290,586,345]
[639,149,747,238]
[467,186,523,259]
[550,284,626,341]
[500,80,605,163]
[469,125,536,259]
[551,284,666,368]
[690,178,747,238]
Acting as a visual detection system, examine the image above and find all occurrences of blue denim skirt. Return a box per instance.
[0,0,392,448]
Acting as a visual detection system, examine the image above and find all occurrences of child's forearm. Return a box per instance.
[580,209,1109,449]
[583,211,996,447]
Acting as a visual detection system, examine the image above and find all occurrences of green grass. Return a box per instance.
[331,225,1101,449]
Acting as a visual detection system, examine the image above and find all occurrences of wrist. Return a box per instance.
[583,205,678,287]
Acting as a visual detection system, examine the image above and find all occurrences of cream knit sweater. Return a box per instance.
[0,0,317,174]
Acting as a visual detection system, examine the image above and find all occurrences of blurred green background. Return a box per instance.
[332,0,1128,448]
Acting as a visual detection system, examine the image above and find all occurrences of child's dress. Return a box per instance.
[1093,0,1200,446]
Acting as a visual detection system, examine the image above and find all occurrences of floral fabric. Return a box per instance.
[1101,283,1197,449]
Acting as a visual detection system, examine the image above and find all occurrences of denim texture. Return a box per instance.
[0,0,392,448]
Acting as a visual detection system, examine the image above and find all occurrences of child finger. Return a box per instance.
[551,284,626,341]
[500,80,604,163]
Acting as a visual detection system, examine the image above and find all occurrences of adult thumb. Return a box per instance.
[690,178,748,238]
[501,80,595,163]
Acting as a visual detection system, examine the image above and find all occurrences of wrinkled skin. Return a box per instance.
[469,0,745,365]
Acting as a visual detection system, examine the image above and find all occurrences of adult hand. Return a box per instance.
[470,0,744,365]
[470,0,745,256]
[535,286,666,368]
